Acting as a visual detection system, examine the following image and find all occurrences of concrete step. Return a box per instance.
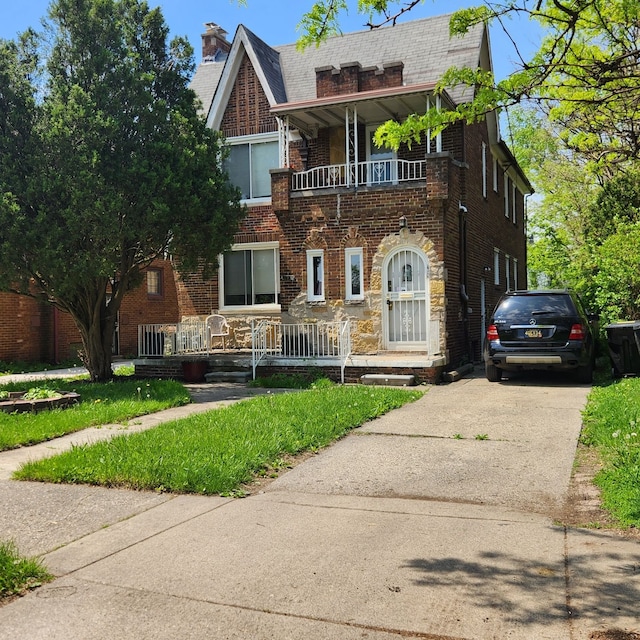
[359,373,416,387]
[205,370,252,383]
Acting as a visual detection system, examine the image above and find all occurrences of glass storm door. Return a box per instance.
[384,248,428,350]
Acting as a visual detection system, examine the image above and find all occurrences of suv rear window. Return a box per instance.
[494,294,576,321]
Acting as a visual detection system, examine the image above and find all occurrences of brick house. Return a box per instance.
[159,14,531,383]
[0,13,531,383]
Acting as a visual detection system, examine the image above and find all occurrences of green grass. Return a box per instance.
[0,359,83,376]
[0,378,190,451]
[14,384,423,495]
[581,376,640,527]
[0,541,52,601]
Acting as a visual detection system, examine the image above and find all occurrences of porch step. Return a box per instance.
[205,370,252,384]
[359,373,416,387]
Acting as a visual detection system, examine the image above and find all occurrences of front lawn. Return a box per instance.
[581,377,640,528]
[14,383,423,495]
[0,379,190,451]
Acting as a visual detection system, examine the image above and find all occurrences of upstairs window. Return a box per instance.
[504,174,510,217]
[481,142,487,199]
[225,134,279,201]
[147,268,163,298]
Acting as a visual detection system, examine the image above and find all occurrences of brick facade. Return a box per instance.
[173,50,527,372]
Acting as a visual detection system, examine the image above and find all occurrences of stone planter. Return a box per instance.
[0,391,81,414]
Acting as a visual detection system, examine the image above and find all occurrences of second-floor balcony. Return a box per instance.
[291,158,427,192]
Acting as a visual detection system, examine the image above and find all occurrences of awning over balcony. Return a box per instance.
[271,83,453,135]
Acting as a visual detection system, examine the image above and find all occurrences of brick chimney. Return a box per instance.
[201,23,231,61]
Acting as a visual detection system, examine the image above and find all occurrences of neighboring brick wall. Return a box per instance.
[0,292,52,362]
[116,258,180,357]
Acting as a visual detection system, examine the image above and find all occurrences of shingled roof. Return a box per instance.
[193,13,489,124]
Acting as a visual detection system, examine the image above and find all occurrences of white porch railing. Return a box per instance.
[252,320,352,383]
[292,159,426,191]
[138,321,209,357]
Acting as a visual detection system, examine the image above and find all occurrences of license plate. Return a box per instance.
[524,329,543,338]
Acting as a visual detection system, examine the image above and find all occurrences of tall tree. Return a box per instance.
[0,0,243,382]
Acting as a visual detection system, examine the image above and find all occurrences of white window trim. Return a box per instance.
[219,241,281,312]
[512,181,517,224]
[505,254,511,291]
[493,248,500,286]
[307,249,325,302]
[345,247,364,301]
[492,156,499,192]
[504,174,510,217]
[226,132,279,205]
[513,258,519,290]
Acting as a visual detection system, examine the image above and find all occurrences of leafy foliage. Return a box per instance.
[0,0,244,382]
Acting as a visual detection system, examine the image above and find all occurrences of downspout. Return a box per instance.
[459,202,471,362]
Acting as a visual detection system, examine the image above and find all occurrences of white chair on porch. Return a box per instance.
[206,314,230,351]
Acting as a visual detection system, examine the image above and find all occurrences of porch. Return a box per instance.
[135,319,446,385]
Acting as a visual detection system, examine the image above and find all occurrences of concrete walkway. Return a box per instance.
[0,371,638,639]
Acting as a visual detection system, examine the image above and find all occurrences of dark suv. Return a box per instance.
[484,290,597,383]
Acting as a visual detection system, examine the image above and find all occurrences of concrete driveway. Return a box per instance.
[0,372,638,639]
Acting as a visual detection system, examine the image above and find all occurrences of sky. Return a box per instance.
[0,0,543,81]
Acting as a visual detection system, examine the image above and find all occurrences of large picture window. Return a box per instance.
[225,134,279,201]
[221,243,279,308]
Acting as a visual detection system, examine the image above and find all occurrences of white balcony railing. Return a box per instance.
[292,159,426,191]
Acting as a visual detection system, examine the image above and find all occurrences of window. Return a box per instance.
[504,174,510,217]
[345,248,364,301]
[513,258,519,290]
[493,248,500,286]
[492,156,499,192]
[225,134,279,201]
[146,268,162,297]
[505,255,511,291]
[307,250,325,302]
[221,243,279,308]
[512,181,517,224]
[481,142,487,199]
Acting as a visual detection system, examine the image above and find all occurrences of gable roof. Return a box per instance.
[199,13,488,128]
[275,14,486,106]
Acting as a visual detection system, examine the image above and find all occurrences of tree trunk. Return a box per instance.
[68,287,120,383]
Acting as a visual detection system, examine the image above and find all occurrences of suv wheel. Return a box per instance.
[486,362,502,382]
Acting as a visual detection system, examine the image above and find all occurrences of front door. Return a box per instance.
[383,248,428,350]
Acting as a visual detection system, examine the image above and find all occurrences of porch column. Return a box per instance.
[345,106,358,187]
[277,116,290,168]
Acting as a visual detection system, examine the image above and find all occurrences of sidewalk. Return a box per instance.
[0,372,638,639]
